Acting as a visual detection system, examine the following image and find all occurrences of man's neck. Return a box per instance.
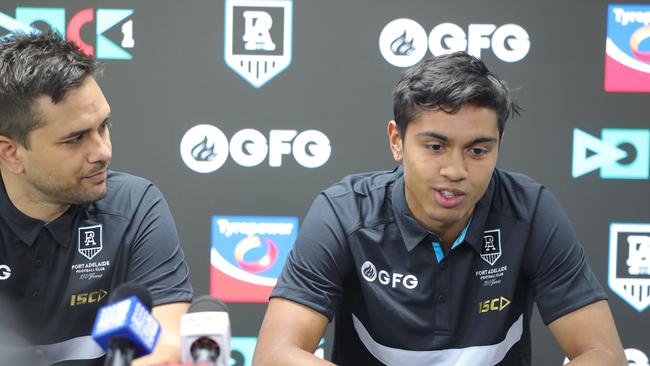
[0,170,70,223]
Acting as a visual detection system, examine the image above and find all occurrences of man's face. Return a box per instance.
[388,105,499,236]
[18,77,112,205]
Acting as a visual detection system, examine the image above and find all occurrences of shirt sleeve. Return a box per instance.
[525,188,607,325]
[271,193,352,321]
[126,183,193,306]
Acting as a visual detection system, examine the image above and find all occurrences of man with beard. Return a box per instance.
[0,32,193,365]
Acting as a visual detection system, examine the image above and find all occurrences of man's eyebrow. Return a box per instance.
[59,116,110,140]
[415,131,448,141]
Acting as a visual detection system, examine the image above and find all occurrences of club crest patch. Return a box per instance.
[78,224,103,260]
[481,229,502,265]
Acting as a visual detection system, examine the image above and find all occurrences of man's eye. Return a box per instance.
[470,148,488,156]
[427,144,443,152]
[65,135,84,144]
[100,120,112,131]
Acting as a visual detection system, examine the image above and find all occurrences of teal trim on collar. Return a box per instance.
[431,218,473,263]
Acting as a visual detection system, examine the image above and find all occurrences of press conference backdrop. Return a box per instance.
[1,0,649,364]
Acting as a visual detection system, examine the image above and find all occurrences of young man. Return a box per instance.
[0,32,193,365]
[253,52,626,365]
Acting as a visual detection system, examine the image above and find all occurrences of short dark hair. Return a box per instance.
[0,31,101,148]
[393,51,520,138]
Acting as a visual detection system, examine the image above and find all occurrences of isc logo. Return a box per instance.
[478,296,511,314]
[0,6,134,60]
[70,289,108,306]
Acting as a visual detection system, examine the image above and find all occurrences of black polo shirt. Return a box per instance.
[272,167,606,366]
[0,171,193,365]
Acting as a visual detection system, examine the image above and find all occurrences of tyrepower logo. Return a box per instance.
[572,128,649,180]
[180,124,331,173]
[605,4,650,92]
[210,216,298,302]
[0,6,134,60]
[360,261,418,289]
[379,19,530,67]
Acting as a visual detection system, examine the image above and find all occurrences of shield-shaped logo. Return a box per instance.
[78,224,103,260]
[481,229,502,266]
[224,0,293,88]
[609,223,650,312]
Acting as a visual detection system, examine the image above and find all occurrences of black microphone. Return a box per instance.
[91,283,161,366]
[180,295,231,366]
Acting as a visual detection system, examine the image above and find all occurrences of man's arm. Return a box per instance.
[132,301,191,366]
[253,298,334,366]
[549,300,626,366]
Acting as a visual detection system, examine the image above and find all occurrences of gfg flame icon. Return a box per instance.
[361,261,377,282]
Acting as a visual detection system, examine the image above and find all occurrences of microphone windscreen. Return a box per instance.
[108,283,153,310]
[187,295,228,313]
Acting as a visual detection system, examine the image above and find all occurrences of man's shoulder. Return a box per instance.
[491,168,547,219]
[89,170,159,217]
[317,168,398,230]
[322,168,397,200]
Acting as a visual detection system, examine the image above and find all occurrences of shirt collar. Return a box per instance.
[390,166,497,253]
[0,176,76,247]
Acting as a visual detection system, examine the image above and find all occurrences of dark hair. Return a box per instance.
[393,51,520,138]
[0,31,101,148]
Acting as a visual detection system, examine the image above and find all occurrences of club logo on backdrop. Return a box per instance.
[210,216,298,302]
[481,229,502,265]
[379,19,530,67]
[224,0,293,88]
[604,4,650,92]
[180,124,331,173]
[78,224,103,260]
[572,128,650,180]
[0,6,134,60]
[609,223,650,312]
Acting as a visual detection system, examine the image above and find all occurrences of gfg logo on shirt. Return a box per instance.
[180,124,331,173]
[379,18,530,67]
[224,0,293,88]
[609,223,650,312]
[210,216,298,302]
[572,128,649,180]
[0,264,11,280]
[0,6,134,60]
[604,4,650,92]
[360,261,418,289]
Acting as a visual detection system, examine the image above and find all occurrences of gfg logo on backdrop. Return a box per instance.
[180,124,331,173]
[210,216,298,302]
[608,223,650,312]
[0,6,134,60]
[224,0,293,88]
[572,128,649,179]
[379,18,530,67]
[604,4,650,92]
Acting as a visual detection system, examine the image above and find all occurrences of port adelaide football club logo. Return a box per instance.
[481,229,502,265]
[224,0,293,88]
[609,223,650,312]
[78,224,103,260]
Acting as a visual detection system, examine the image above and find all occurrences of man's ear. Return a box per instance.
[387,120,403,162]
[0,135,25,174]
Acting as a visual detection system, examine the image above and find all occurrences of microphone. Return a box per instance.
[92,283,162,366]
[180,295,231,366]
